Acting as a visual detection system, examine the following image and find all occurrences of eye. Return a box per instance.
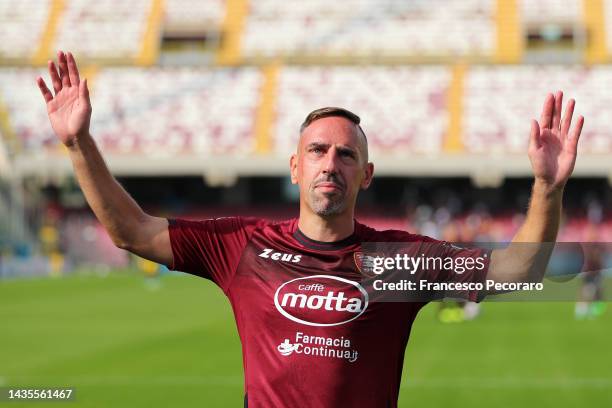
[339,149,356,159]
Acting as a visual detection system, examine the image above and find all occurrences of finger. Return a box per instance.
[58,50,71,88]
[67,52,80,85]
[37,77,54,103]
[48,60,62,94]
[79,78,90,104]
[539,93,554,129]
[568,115,584,153]
[560,98,575,140]
[530,119,541,149]
[552,90,563,130]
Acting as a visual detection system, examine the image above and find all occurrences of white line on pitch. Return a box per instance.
[401,377,612,389]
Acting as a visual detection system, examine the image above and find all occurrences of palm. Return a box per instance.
[47,86,89,145]
[37,51,91,147]
[528,92,583,190]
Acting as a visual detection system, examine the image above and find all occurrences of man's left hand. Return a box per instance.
[529,91,584,193]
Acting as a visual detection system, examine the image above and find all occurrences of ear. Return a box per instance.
[360,162,374,190]
[290,154,299,184]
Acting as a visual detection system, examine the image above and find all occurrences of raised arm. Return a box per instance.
[37,51,173,266]
[488,91,584,285]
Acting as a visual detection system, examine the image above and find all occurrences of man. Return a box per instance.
[37,51,583,407]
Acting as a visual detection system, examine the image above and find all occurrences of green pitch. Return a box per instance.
[1,272,611,407]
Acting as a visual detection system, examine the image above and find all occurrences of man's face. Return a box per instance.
[290,116,374,217]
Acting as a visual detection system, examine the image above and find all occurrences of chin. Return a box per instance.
[314,203,347,217]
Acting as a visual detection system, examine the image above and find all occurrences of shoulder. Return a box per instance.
[355,220,442,243]
[251,217,298,236]
[168,216,270,236]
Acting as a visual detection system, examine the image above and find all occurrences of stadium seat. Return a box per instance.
[53,0,150,61]
[520,0,580,24]
[0,67,261,156]
[90,68,261,156]
[164,0,226,34]
[0,0,50,60]
[464,65,612,153]
[274,66,451,156]
[242,0,495,58]
[0,68,56,152]
[4,64,612,158]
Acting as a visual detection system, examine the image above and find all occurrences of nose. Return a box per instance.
[322,146,341,174]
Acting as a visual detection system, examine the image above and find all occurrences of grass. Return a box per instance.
[1,271,611,407]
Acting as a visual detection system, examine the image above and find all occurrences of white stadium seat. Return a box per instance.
[2,65,611,158]
[0,68,261,156]
[464,65,611,154]
[520,0,580,24]
[0,68,55,151]
[164,0,226,33]
[274,66,451,156]
[243,0,495,58]
[91,68,261,156]
[53,0,150,60]
[0,0,49,59]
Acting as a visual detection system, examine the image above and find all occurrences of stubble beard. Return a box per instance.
[309,192,347,216]
[308,181,348,217]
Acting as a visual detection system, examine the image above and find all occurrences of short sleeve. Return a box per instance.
[167,217,265,291]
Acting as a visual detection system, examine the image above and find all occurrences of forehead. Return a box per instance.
[299,116,363,149]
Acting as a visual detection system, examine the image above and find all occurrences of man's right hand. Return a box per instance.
[37,50,92,148]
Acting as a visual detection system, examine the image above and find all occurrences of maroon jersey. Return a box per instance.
[168,217,489,407]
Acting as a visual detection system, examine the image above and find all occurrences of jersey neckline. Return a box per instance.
[292,220,360,251]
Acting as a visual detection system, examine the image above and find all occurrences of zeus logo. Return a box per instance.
[274,276,369,327]
[259,248,302,263]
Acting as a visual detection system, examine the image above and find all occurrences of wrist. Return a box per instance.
[533,177,564,200]
[66,132,93,153]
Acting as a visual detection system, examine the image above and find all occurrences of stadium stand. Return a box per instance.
[242,0,495,59]
[3,64,612,167]
[90,67,261,156]
[164,0,226,35]
[53,0,152,62]
[0,0,50,61]
[0,67,261,156]
[274,66,451,156]
[0,68,53,152]
[464,65,612,154]
[519,0,580,24]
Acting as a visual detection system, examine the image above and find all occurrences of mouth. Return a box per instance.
[315,182,344,192]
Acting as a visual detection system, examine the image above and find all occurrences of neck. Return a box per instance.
[297,206,355,242]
